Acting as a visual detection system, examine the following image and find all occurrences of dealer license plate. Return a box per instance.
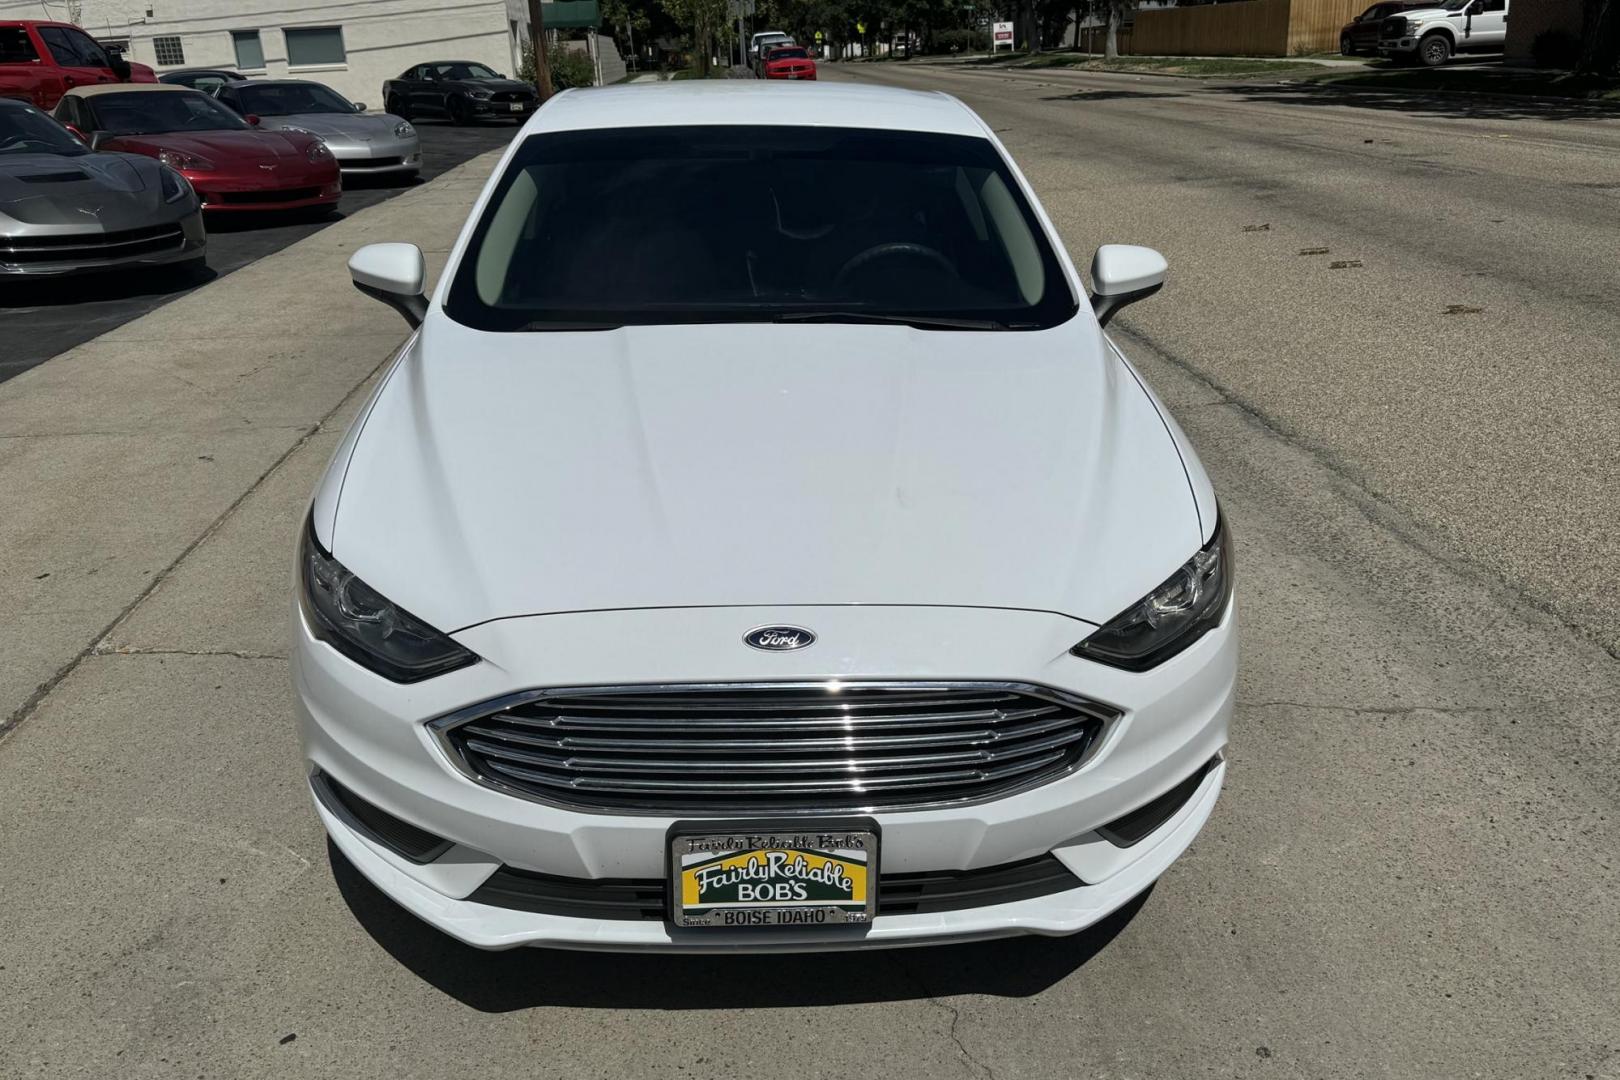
[669,821,878,928]
[508,103,525,112]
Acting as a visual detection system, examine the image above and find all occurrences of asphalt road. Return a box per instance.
[0,119,518,384]
[1,74,1618,1080]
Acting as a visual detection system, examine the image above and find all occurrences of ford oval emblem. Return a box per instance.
[744,625,816,652]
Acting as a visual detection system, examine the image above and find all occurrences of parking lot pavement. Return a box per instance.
[2,85,1618,1079]
[0,119,518,385]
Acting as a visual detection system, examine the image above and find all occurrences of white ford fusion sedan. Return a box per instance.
[294,82,1234,952]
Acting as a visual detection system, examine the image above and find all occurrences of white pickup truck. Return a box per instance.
[1378,0,1509,66]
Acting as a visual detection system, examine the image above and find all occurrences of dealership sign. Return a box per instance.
[993,20,1014,49]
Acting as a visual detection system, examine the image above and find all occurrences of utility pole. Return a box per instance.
[527,0,554,101]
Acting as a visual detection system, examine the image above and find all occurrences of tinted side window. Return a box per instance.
[38,26,106,67]
[0,25,41,63]
[65,28,109,66]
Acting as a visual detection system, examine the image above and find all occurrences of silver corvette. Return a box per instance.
[212,80,421,177]
[0,98,205,276]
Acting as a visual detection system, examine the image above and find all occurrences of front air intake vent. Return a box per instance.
[432,682,1117,815]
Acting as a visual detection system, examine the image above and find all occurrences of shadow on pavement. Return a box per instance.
[0,262,216,309]
[1041,88,1185,102]
[1214,77,1620,123]
[330,839,1149,1012]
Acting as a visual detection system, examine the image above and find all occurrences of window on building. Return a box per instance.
[231,29,265,70]
[152,35,186,66]
[0,27,40,64]
[284,26,346,67]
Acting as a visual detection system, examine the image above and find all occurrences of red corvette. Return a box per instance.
[761,45,817,80]
[53,83,341,214]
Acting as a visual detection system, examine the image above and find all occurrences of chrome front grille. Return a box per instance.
[432,682,1116,814]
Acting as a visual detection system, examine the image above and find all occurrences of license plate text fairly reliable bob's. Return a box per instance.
[669,820,879,929]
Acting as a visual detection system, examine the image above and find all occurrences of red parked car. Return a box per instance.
[53,84,341,215]
[761,45,817,81]
[0,20,155,110]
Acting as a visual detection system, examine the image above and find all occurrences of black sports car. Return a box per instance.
[381,61,539,125]
[0,98,204,276]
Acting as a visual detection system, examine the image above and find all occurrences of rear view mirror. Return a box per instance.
[1089,244,1167,328]
[350,242,427,328]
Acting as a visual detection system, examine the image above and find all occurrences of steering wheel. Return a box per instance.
[834,242,956,287]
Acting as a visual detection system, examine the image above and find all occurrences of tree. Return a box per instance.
[1577,0,1619,75]
[660,0,733,72]
[1104,0,1131,58]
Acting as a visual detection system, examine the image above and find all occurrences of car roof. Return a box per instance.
[531,83,983,138]
[64,83,196,98]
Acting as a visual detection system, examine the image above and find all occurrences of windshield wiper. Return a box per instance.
[775,311,1012,331]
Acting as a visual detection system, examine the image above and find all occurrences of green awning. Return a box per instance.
[540,1,601,28]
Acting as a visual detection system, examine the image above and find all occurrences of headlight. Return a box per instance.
[305,140,334,163]
[279,124,313,135]
[468,88,492,99]
[300,521,479,682]
[157,164,191,203]
[393,120,415,138]
[157,149,214,171]
[1071,515,1233,671]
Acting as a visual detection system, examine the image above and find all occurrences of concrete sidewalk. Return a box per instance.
[0,152,501,737]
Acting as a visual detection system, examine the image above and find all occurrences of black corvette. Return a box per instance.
[381,61,539,125]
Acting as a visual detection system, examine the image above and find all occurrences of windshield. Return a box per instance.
[89,91,249,135]
[237,83,355,116]
[446,125,1077,332]
[767,48,809,60]
[430,62,498,80]
[0,104,87,156]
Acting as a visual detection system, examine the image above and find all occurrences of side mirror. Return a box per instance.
[245,113,260,126]
[353,101,367,112]
[87,130,112,151]
[350,242,427,328]
[1089,244,1167,328]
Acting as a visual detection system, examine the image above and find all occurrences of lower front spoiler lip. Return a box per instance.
[316,759,1226,954]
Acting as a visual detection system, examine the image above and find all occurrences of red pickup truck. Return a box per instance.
[0,20,155,110]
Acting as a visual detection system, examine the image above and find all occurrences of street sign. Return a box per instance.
[815,30,824,42]
[856,19,866,33]
[992,20,1013,50]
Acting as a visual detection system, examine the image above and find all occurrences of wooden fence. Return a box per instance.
[1077,0,1368,57]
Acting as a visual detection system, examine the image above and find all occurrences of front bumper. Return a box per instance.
[327,134,422,175]
[468,98,537,118]
[294,602,1235,951]
[192,174,342,212]
[0,209,205,276]
[1379,37,1418,52]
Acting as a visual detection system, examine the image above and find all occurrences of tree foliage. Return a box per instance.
[1578,0,1620,75]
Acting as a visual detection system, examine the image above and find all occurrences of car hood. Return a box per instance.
[258,112,401,139]
[327,315,1203,632]
[111,130,310,164]
[1388,8,1447,17]
[0,151,172,227]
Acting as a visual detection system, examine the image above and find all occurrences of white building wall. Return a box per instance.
[26,0,517,106]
